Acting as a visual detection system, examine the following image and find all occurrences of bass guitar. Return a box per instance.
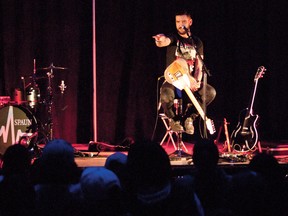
[164,58,216,135]
[230,66,266,152]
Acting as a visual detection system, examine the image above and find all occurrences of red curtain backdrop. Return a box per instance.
[1,0,288,144]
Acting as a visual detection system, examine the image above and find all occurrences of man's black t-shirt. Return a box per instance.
[166,33,203,74]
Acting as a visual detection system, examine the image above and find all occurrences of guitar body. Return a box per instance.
[164,58,216,135]
[230,66,265,152]
[230,108,259,152]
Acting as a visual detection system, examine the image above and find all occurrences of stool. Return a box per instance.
[159,113,188,153]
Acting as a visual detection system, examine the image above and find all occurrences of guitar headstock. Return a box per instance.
[254,66,266,81]
[206,118,216,135]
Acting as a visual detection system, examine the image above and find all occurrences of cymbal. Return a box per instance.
[29,75,47,80]
[37,63,68,71]
[22,75,47,80]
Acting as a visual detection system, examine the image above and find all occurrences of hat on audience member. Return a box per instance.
[105,152,127,170]
[80,167,121,200]
[41,139,74,163]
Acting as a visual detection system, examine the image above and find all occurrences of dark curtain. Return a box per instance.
[1,0,288,144]
[0,0,91,143]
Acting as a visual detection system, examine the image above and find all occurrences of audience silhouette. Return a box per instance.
[126,139,204,216]
[80,167,128,215]
[31,139,82,216]
[191,138,232,216]
[0,138,287,216]
[0,144,35,216]
[104,152,128,189]
[247,152,288,215]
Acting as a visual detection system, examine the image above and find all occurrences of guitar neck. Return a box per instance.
[183,86,206,120]
[184,86,216,135]
[247,78,259,115]
[247,66,265,115]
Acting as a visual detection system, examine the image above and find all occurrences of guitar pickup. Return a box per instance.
[174,71,183,79]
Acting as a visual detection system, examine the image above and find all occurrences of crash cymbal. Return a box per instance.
[22,74,47,80]
[37,63,68,71]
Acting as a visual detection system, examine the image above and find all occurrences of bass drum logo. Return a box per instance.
[0,105,37,155]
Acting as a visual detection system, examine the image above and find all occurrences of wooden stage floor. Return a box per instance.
[71,141,288,175]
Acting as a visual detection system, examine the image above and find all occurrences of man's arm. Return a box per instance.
[152,34,171,47]
[189,55,203,92]
[191,38,204,91]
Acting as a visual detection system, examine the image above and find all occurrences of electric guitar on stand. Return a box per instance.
[230,66,266,152]
[164,58,216,135]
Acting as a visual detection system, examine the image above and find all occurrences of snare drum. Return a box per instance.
[0,105,38,155]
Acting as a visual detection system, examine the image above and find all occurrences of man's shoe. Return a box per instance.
[184,117,194,135]
[169,119,184,132]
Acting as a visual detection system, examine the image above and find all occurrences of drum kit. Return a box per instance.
[0,60,68,157]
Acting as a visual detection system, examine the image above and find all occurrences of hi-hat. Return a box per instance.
[37,63,68,71]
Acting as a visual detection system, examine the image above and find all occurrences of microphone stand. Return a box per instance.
[185,29,212,139]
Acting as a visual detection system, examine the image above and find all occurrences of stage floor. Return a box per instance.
[71,141,288,173]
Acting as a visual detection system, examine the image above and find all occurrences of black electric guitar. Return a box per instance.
[164,58,216,135]
[230,66,266,152]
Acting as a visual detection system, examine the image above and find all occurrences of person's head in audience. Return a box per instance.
[192,138,219,171]
[126,139,172,204]
[1,144,31,176]
[34,138,79,184]
[0,144,35,215]
[105,152,128,187]
[80,167,125,215]
[249,152,283,183]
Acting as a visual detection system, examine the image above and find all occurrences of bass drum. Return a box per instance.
[0,105,38,155]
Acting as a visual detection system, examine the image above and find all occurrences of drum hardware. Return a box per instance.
[59,80,67,94]
[0,60,68,155]
[13,88,24,105]
[19,131,38,148]
[4,60,68,147]
[36,63,68,141]
[18,131,47,158]
[19,59,41,110]
[0,96,11,107]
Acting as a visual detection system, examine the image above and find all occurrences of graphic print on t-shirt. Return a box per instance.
[175,40,197,72]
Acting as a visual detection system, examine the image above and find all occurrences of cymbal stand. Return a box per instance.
[46,64,54,141]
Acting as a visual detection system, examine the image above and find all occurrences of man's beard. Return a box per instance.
[178,29,187,36]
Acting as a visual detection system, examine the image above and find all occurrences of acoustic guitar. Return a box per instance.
[230,66,266,152]
[164,58,216,135]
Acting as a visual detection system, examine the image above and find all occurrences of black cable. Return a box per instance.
[151,76,164,141]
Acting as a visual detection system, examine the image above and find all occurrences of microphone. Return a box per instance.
[182,26,193,41]
[181,26,189,32]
